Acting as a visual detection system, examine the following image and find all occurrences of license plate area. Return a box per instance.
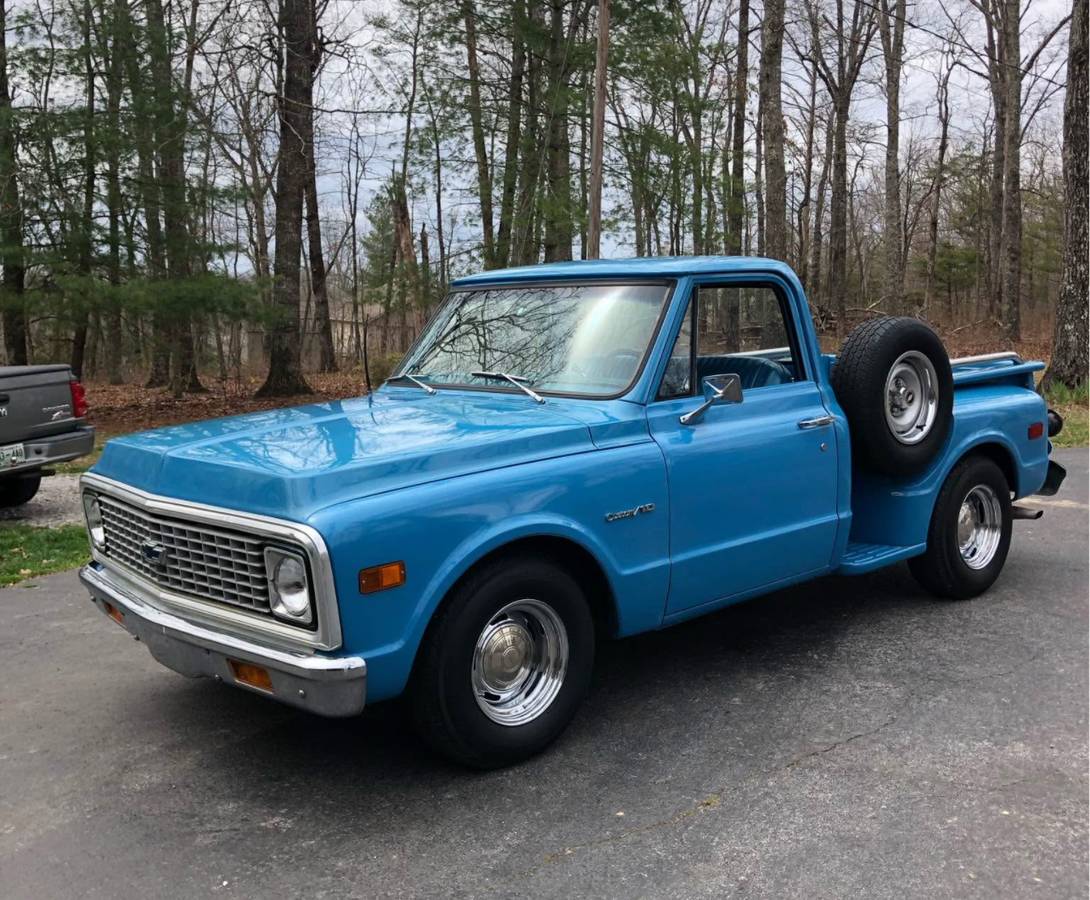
[0,443,26,469]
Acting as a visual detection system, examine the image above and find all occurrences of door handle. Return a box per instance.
[798,415,834,430]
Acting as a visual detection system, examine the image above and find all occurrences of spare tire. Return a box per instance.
[831,316,953,476]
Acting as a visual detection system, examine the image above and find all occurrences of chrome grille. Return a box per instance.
[96,493,271,613]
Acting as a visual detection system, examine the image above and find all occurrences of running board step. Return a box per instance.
[838,541,926,575]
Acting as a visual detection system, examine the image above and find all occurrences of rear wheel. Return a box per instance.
[0,472,42,508]
[410,555,595,769]
[909,456,1013,599]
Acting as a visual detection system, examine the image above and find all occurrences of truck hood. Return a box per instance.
[91,390,595,519]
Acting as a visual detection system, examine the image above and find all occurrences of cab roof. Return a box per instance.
[451,255,797,287]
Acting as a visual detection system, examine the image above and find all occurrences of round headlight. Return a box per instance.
[83,494,105,549]
[273,555,310,618]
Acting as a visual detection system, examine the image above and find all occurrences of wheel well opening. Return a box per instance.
[968,442,1018,493]
[451,536,618,640]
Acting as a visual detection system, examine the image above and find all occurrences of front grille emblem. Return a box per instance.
[141,541,168,568]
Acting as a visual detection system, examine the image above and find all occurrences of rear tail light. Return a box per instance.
[69,380,88,418]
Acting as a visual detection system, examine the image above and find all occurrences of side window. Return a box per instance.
[655,284,802,400]
[657,299,692,400]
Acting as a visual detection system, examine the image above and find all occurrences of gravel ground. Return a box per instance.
[0,473,84,528]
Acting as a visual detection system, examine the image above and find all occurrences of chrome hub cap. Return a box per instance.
[885,351,939,445]
[957,484,1003,569]
[471,598,568,727]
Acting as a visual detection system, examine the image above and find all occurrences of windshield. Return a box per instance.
[395,282,670,397]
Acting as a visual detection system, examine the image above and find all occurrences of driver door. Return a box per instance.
[647,280,840,617]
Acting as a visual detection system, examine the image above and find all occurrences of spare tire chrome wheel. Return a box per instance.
[831,316,953,476]
[472,598,569,726]
[885,350,939,445]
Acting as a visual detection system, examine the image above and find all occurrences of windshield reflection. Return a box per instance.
[395,283,669,397]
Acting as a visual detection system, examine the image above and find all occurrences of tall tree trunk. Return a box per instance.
[513,2,545,265]
[305,142,336,372]
[999,0,1022,341]
[71,0,95,380]
[1042,0,1088,390]
[585,0,608,259]
[796,61,819,285]
[543,0,573,262]
[496,0,527,267]
[0,0,26,365]
[923,64,951,316]
[878,0,906,312]
[121,0,168,384]
[829,99,849,334]
[760,0,787,260]
[104,0,125,383]
[146,0,203,395]
[257,0,314,396]
[726,0,749,257]
[811,118,833,310]
[464,0,496,267]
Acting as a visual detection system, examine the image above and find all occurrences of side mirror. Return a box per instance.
[679,373,743,425]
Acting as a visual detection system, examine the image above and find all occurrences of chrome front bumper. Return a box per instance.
[81,563,366,717]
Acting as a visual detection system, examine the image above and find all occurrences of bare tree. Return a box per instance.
[877,0,906,311]
[1043,0,1088,390]
[923,46,954,315]
[760,0,787,260]
[258,0,317,396]
[0,0,26,365]
[807,0,878,335]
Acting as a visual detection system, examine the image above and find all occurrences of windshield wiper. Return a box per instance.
[385,373,437,395]
[471,371,546,404]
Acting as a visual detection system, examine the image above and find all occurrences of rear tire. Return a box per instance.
[909,456,1012,600]
[409,554,595,769]
[832,316,953,476]
[0,472,42,508]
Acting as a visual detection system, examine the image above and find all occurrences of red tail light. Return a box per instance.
[70,380,88,418]
[1027,421,1044,440]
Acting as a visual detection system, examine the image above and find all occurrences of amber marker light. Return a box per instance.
[103,601,124,625]
[228,659,273,693]
[359,561,406,594]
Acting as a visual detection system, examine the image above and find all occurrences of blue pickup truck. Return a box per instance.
[79,257,1065,767]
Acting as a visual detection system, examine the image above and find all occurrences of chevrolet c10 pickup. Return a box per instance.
[79,257,1066,767]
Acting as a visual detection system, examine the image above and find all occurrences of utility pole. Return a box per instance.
[586,0,609,258]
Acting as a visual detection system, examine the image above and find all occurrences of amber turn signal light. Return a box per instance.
[228,659,273,692]
[103,601,124,625]
[359,561,406,594]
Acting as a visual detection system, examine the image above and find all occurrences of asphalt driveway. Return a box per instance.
[1,449,1086,899]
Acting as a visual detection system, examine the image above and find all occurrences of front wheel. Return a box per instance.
[909,456,1013,599]
[409,555,595,768]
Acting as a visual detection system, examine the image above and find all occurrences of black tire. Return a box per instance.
[831,316,953,476]
[0,472,42,508]
[409,554,595,769]
[909,455,1013,600]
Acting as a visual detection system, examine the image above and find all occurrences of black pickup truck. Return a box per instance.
[0,365,95,507]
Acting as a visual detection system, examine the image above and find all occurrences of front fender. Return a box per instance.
[308,442,670,702]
